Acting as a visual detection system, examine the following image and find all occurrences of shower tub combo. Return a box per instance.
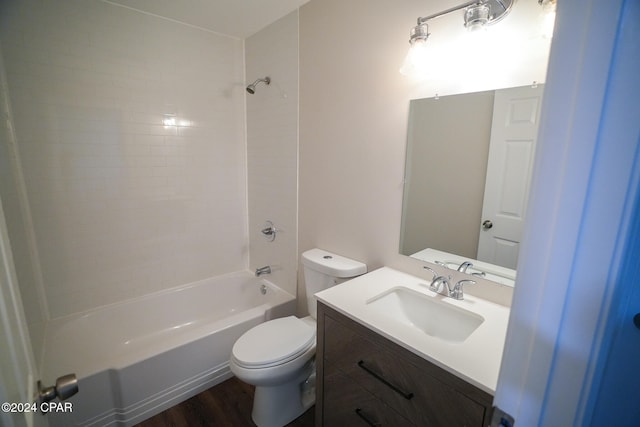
[42,271,295,426]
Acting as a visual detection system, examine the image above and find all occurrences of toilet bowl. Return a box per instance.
[230,248,366,427]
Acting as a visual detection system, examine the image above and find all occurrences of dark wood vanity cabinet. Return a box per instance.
[316,302,493,427]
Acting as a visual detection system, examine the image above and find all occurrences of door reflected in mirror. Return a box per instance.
[400,85,544,286]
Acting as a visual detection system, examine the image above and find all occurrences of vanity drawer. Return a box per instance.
[324,369,414,426]
[323,313,487,426]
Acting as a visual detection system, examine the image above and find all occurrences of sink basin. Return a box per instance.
[366,287,484,343]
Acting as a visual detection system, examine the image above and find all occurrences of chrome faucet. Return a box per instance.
[457,261,487,278]
[457,261,473,273]
[423,266,476,300]
[450,279,476,300]
[429,275,453,296]
[255,266,271,277]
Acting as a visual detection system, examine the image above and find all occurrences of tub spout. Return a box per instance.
[255,266,271,277]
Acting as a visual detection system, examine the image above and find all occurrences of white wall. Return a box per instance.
[0,47,47,360]
[298,0,551,310]
[0,0,247,319]
[245,11,299,297]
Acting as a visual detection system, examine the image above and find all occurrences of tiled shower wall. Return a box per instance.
[245,12,299,298]
[0,0,247,320]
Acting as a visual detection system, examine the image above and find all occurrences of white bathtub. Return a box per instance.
[42,271,296,426]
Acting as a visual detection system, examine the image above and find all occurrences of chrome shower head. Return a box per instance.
[246,76,270,94]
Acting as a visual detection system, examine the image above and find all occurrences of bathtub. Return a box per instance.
[42,271,296,427]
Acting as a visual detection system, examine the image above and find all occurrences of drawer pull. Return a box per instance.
[355,408,381,426]
[357,360,414,400]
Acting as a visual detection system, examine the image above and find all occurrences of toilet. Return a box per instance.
[230,248,367,427]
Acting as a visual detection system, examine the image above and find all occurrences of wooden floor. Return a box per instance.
[135,377,315,427]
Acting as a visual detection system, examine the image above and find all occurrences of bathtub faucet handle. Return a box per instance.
[255,266,271,277]
[261,221,277,242]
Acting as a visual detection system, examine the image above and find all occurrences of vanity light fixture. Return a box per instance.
[400,22,430,75]
[464,2,491,31]
[400,0,516,76]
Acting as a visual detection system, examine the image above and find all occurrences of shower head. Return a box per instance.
[246,76,271,94]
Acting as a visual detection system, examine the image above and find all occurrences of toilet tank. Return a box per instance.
[302,248,367,318]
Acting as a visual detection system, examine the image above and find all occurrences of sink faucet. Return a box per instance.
[423,266,475,300]
[429,275,453,296]
[457,261,486,279]
[450,279,476,300]
[457,261,473,273]
[255,266,271,277]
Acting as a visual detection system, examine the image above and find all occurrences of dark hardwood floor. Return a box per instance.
[135,376,315,427]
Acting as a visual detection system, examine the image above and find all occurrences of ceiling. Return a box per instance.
[103,0,310,39]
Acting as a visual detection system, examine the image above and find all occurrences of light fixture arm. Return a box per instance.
[417,0,480,24]
[416,0,514,27]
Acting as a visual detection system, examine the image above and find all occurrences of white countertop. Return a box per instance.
[315,266,510,395]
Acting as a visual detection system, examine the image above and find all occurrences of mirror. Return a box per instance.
[400,84,545,286]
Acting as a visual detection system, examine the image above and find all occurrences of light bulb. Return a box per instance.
[400,38,429,77]
[464,4,490,32]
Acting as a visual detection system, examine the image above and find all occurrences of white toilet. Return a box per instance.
[230,248,367,427]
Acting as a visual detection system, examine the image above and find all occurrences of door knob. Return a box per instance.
[482,220,493,230]
[37,373,78,404]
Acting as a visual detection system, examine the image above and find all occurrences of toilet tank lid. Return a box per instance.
[301,248,367,278]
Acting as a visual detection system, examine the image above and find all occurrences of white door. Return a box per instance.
[477,85,544,269]
[0,198,47,427]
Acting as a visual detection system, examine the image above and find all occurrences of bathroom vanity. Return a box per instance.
[314,267,510,426]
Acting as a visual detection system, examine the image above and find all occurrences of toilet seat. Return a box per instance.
[232,316,316,369]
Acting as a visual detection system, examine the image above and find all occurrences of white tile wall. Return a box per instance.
[0,0,248,318]
[246,11,299,298]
